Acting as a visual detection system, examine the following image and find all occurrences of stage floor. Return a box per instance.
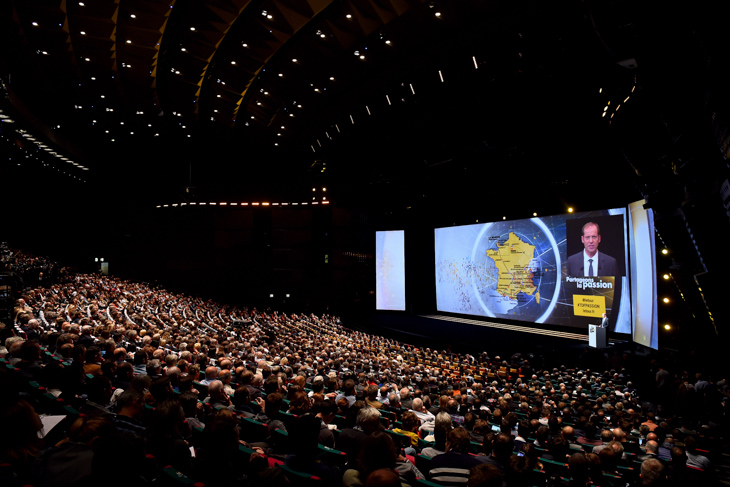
[343,311,637,375]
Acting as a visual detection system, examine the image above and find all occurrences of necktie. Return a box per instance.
[588,259,594,277]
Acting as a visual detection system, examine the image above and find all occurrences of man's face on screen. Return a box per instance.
[581,224,601,257]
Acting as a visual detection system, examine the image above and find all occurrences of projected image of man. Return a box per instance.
[567,222,617,277]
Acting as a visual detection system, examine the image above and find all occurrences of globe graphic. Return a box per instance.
[469,218,561,323]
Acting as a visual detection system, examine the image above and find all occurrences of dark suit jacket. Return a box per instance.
[567,251,617,277]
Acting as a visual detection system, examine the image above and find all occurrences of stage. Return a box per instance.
[343,311,639,375]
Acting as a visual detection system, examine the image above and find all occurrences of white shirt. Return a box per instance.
[583,251,599,277]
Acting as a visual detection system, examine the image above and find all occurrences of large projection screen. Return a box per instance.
[628,199,659,349]
[435,209,631,332]
[376,230,406,311]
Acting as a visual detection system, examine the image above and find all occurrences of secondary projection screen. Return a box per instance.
[376,230,406,311]
[435,209,631,332]
[628,199,659,349]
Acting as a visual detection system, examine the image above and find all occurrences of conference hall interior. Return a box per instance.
[1,1,728,486]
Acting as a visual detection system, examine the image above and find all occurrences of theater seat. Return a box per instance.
[277,464,322,487]
[160,465,206,487]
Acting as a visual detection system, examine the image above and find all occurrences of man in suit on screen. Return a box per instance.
[567,222,617,277]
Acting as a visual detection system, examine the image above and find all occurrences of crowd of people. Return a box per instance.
[0,247,726,487]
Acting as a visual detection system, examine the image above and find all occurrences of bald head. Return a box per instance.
[645,440,658,454]
[204,366,218,380]
[411,398,424,411]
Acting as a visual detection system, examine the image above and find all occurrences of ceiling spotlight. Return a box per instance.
[130,14,136,19]
[292,58,297,62]
[32,22,39,26]
[126,40,132,44]
[664,324,671,330]
[435,12,442,17]
[80,31,86,35]
[346,14,352,19]
[663,274,670,280]
[663,298,670,303]
[568,207,573,213]
[533,212,537,216]
[661,249,668,255]
[190,27,196,31]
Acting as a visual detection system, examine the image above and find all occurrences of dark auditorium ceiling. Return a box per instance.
[0,0,724,219]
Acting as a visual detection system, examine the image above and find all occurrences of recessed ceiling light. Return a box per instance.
[32,22,38,26]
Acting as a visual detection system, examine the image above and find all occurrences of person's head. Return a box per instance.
[683,435,698,453]
[567,452,588,484]
[600,428,614,443]
[314,400,337,422]
[411,397,424,412]
[400,411,420,432]
[68,415,115,445]
[670,446,686,465]
[264,392,284,416]
[433,412,453,449]
[151,399,187,438]
[357,431,397,478]
[446,427,471,454]
[640,458,666,486]
[645,440,658,454]
[581,222,601,258]
[208,380,227,402]
[357,406,382,434]
[470,463,503,487]
[361,467,399,487]
[116,388,145,419]
[492,432,515,460]
[598,446,617,473]
[87,375,113,405]
[204,366,218,380]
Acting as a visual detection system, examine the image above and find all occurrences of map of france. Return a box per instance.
[486,232,540,304]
